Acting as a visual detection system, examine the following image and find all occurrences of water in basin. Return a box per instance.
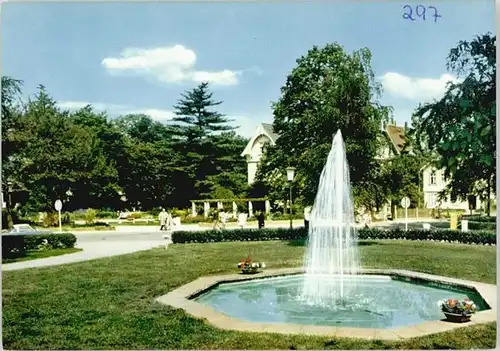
[195,274,487,329]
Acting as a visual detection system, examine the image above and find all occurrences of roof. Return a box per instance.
[261,123,279,143]
[240,123,279,157]
[242,122,408,157]
[385,125,406,154]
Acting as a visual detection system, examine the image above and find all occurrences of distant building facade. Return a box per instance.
[240,123,279,185]
[421,165,494,211]
[241,122,407,185]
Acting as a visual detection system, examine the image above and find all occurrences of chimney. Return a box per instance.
[404,121,408,132]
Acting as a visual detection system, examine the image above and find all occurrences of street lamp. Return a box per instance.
[6,181,13,210]
[286,167,296,229]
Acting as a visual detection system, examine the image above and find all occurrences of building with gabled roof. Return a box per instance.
[242,122,408,185]
[241,123,279,184]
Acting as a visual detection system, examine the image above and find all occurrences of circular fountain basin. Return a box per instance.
[194,274,487,329]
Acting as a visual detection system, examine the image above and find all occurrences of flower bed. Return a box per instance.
[171,227,496,245]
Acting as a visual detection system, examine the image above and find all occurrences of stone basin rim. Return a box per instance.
[155,268,497,340]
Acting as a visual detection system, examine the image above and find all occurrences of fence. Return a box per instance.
[373,208,467,220]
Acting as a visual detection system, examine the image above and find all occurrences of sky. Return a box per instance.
[1,0,495,138]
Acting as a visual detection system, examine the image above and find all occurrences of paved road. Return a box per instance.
[2,218,440,271]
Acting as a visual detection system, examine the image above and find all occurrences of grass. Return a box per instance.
[2,248,82,264]
[2,240,496,349]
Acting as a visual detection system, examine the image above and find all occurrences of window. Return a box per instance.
[428,193,437,208]
[429,171,437,185]
[440,172,446,185]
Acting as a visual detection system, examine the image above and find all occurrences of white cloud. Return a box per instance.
[56,100,174,122]
[379,72,460,102]
[101,45,240,86]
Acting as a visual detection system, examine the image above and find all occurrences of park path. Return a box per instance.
[2,239,164,271]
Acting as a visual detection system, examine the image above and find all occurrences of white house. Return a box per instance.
[241,122,407,185]
[240,123,279,184]
[421,165,483,210]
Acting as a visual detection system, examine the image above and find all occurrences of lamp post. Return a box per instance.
[6,181,13,209]
[6,181,13,229]
[286,167,296,229]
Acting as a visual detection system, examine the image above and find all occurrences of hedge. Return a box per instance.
[462,215,496,223]
[468,221,496,231]
[171,227,496,245]
[2,233,77,259]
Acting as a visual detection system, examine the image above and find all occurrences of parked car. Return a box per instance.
[6,224,52,235]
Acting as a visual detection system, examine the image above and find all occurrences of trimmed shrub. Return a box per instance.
[1,235,25,258]
[180,215,208,224]
[95,210,117,219]
[85,209,97,224]
[171,227,496,245]
[130,212,152,220]
[42,212,59,227]
[22,233,77,250]
[468,221,496,231]
[61,212,72,225]
[2,232,77,258]
[172,227,307,243]
[462,215,496,223]
[269,212,304,221]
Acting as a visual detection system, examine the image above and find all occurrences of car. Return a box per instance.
[6,224,52,235]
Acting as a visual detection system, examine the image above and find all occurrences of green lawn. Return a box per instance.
[2,248,82,264]
[2,240,496,349]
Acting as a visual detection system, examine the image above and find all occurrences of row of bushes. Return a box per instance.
[468,221,496,231]
[462,215,497,223]
[430,220,496,231]
[2,233,77,258]
[171,227,496,245]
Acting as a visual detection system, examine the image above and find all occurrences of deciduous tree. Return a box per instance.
[257,43,392,209]
[412,33,496,214]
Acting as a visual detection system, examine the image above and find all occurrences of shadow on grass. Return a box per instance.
[287,239,382,247]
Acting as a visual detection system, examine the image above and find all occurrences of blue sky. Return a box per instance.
[1,0,494,138]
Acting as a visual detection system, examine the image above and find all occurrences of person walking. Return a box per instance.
[166,210,173,231]
[159,208,168,231]
[212,209,221,230]
[238,212,247,229]
[257,211,265,229]
[220,210,227,230]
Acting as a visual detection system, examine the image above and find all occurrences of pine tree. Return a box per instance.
[172,82,235,142]
[171,82,244,203]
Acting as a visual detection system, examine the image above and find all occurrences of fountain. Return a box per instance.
[174,130,492,334]
[300,129,360,306]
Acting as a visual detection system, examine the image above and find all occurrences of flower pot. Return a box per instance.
[443,312,472,323]
[241,267,259,274]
